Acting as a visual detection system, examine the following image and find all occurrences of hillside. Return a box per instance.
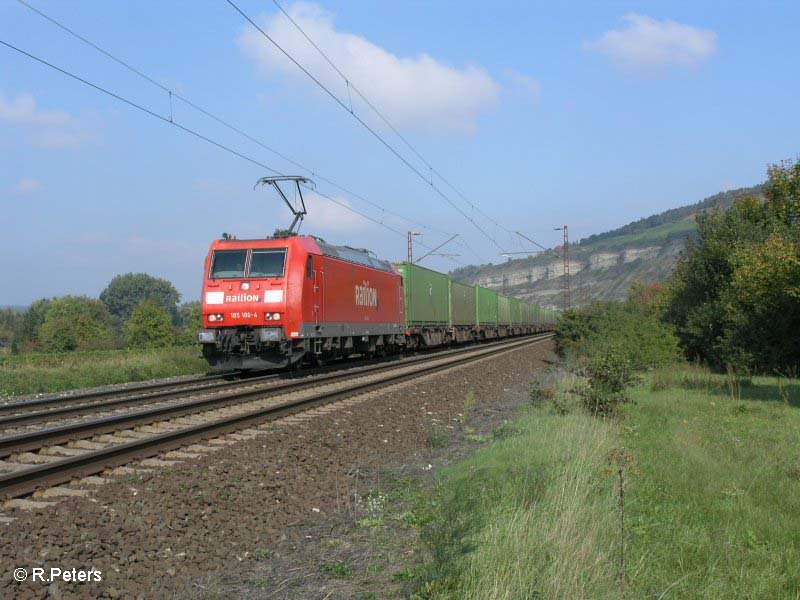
[450,184,763,308]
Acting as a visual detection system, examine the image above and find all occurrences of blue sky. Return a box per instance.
[1,0,798,305]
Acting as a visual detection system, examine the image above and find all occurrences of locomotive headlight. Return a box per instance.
[208,314,216,322]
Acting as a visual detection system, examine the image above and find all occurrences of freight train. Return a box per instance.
[197,234,556,370]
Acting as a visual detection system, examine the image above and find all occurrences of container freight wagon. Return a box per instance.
[449,280,477,342]
[396,262,451,348]
[497,295,511,334]
[509,297,523,334]
[475,285,499,339]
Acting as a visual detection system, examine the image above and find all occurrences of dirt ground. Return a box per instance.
[1,340,553,599]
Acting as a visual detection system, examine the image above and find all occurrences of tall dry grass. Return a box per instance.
[423,380,622,599]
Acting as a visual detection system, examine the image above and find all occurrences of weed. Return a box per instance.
[320,562,352,578]
[426,425,449,449]
[491,422,519,440]
[250,548,272,561]
[462,390,477,421]
[393,567,419,581]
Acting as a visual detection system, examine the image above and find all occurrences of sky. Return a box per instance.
[1,0,799,306]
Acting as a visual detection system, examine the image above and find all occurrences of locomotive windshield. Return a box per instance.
[209,248,287,279]
[210,250,247,279]
[250,249,286,277]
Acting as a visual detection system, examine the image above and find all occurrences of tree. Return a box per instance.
[38,296,115,352]
[0,308,18,348]
[660,157,800,371]
[125,299,176,349]
[16,298,53,349]
[100,273,181,325]
[176,301,202,345]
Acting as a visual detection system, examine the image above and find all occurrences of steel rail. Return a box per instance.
[0,335,551,499]
[0,334,550,456]
[0,371,239,415]
[0,334,550,428]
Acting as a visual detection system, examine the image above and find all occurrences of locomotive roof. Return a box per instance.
[314,238,395,273]
[211,236,395,273]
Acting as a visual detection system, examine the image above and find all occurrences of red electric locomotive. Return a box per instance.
[198,234,406,370]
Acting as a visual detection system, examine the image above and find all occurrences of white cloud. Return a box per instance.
[585,14,717,73]
[0,92,97,148]
[12,178,43,194]
[302,192,370,234]
[237,2,498,131]
[506,70,541,103]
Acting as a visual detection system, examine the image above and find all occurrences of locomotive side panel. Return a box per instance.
[311,254,404,338]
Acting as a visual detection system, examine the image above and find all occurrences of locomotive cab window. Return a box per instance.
[306,256,313,278]
[249,249,287,278]
[210,250,247,279]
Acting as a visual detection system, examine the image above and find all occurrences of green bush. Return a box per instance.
[579,347,639,414]
[38,296,116,352]
[126,299,176,349]
[554,298,680,371]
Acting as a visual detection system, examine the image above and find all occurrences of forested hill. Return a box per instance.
[578,185,763,246]
[449,184,763,308]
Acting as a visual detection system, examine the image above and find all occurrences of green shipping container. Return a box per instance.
[475,285,498,325]
[510,297,523,324]
[498,295,511,325]
[396,262,450,326]
[450,281,477,327]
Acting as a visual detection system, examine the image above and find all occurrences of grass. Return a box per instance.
[623,367,800,598]
[0,345,207,397]
[417,374,621,599]
[410,366,800,599]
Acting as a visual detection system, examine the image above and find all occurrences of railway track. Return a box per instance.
[0,336,548,430]
[0,334,551,500]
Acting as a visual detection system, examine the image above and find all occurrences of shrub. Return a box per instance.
[38,296,116,352]
[126,299,176,349]
[579,347,638,414]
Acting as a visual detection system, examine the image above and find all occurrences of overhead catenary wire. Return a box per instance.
[12,0,453,243]
[268,0,552,255]
[0,38,417,241]
[227,0,507,254]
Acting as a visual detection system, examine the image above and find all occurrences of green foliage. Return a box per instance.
[125,299,176,349]
[554,294,680,371]
[0,308,19,347]
[16,298,52,349]
[0,346,205,397]
[661,157,800,372]
[578,347,638,414]
[37,296,115,352]
[100,272,181,324]
[176,301,202,345]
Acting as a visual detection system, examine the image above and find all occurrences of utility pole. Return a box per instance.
[407,231,421,264]
[554,225,570,311]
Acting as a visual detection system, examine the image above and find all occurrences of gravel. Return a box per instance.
[1,340,553,599]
